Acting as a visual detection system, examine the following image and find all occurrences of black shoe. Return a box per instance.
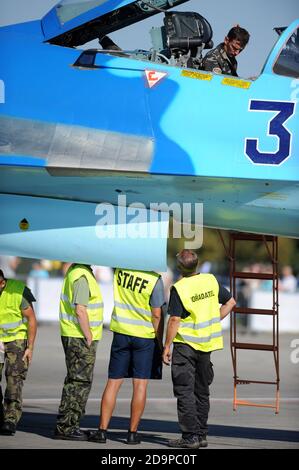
[127,431,141,445]
[198,434,208,448]
[88,429,107,443]
[0,422,16,436]
[0,408,4,429]
[168,437,200,449]
[53,428,88,441]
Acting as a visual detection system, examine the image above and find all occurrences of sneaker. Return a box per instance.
[198,434,208,448]
[88,429,107,443]
[0,421,16,436]
[168,437,200,449]
[127,431,141,445]
[53,427,88,441]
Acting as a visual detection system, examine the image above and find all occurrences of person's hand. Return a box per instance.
[86,334,93,347]
[162,345,172,365]
[22,347,33,365]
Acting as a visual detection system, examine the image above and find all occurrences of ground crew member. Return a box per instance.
[0,269,37,436]
[54,264,103,441]
[88,268,165,445]
[201,25,250,76]
[163,250,236,449]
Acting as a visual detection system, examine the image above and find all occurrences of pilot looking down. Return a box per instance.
[201,26,250,76]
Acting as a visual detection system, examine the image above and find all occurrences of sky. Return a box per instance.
[0,0,298,77]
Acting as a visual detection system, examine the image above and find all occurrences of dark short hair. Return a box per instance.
[0,269,5,280]
[176,249,198,275]
[227,26,250,48]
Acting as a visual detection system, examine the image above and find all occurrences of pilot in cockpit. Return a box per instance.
[201,26,250,76]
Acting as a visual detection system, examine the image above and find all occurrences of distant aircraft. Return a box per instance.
[0,0,298,270]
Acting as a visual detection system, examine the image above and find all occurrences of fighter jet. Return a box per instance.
[0,1,298,270]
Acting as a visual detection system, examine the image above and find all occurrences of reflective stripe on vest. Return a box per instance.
[179,331,223,344]
[0,279,27,342]
[59,312,103,328]
[111,313,153,328]
[110,269,160,339]
[180,317,220,330]
[60,265,104,340]
[174,274,223,352]
[0,318,28,330]
[114,301,152,319]
[60,294,104,310]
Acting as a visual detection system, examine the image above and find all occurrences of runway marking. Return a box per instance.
[23,397,299,404]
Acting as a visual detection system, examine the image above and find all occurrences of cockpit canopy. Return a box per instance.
[273,26,299,78]
[73,9,213,69]
[43,0,190,45]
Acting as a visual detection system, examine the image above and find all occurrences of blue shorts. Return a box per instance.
[108,332,155,379]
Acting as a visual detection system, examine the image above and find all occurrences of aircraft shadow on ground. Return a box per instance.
[18,412,299,445]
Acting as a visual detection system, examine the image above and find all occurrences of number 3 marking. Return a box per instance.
[245,100,295,165]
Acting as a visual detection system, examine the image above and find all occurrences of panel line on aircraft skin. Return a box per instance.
[73,63,148,73]
[0,116,154,172]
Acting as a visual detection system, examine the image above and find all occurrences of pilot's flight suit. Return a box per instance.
[201,43,238,76]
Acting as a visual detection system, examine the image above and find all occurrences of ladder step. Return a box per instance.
[232,342,278,351]
[235,379,278,385]
[233,272,276,280]
[231,233,275,241]
[235,400,277,409]
[233,307,276,315]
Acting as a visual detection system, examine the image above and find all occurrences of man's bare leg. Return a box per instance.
[129,379,148,432]
[100,378,124,429]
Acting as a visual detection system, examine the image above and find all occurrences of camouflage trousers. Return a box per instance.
[56,336,98,435]
[0,339,28,426]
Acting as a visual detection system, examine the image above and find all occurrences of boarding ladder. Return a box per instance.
[218,232,280,414]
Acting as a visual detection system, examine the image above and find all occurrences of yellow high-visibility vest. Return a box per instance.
[110,269,160,339]
[60,265,104,340]
[173,274,223,352]
[0,279,27,342]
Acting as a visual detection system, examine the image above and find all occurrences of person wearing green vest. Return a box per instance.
[163,250,236,449]
[88,268,165,445]
[54,264,104,441]
[0,269,37,436]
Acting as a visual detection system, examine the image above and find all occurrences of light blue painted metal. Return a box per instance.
[1,166,298,238]
[0,195,169,271]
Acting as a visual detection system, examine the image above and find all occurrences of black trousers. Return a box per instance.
[171,343,214,437]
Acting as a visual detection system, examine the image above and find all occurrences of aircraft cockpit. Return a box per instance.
[128,10,212,68]
[45,1,213,70]
[74,9,213,69]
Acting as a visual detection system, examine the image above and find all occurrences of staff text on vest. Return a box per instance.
[117,271,149,293]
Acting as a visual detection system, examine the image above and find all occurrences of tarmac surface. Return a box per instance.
[1,324,299,450]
